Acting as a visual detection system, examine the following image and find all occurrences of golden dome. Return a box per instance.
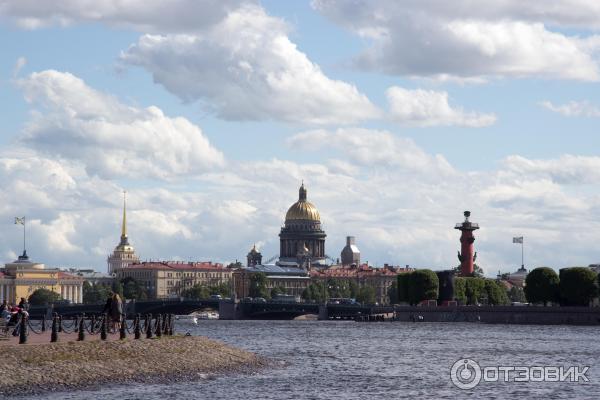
[285,184,321,222]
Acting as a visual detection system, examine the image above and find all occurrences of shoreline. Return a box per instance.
[0,335,269,397]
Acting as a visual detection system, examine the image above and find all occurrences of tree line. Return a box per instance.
[524,267,599,306]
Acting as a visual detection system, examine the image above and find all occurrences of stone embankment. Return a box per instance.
[0,335,267,396]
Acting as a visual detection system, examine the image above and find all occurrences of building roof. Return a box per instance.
[57,271,85,281]
[123,261,226,271]
[310,264,413,278]
[241,264,308,277]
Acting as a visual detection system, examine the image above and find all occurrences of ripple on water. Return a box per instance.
[18,321,600,400]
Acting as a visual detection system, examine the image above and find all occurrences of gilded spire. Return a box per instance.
[121,190,127,240]
[299,182,307,201]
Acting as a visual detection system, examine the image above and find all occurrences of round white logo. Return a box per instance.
[450,358,482,389]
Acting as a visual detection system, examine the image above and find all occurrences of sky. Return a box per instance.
[1,0,600,275]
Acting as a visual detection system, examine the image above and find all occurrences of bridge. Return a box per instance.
[27,299,392,320]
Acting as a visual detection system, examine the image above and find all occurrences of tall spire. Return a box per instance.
[121,190,127,238]
[299,182,307,201]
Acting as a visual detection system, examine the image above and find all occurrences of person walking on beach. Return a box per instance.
[110,293,123,331]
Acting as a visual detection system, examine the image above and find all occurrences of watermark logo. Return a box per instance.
[450,358,590,389]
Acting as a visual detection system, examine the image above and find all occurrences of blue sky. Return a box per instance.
[1,0,600,274]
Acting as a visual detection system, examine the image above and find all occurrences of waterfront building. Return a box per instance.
[107,192,139,274]
[116,261,232,299]
[0,251,84,304]
[340,236,360,266]
[232,264,310,299]
[499,265,529,288]
[310,264,414,304]
[63,268,114,286]
[278,183,327,268]
[247,245,262,267]
[455,211,479,277]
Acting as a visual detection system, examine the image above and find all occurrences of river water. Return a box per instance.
[21,321,600,399]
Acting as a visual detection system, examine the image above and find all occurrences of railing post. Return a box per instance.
[155,314,162,338]
[90,314,96,334]
[19,311,28,344]
[41,316,47,333]
[77,314,85,341]
[162,313,169,335]
[58,315,63,332]
[119,314,126,340]
[51,313,58,343]
[146,314,153,339]
[168,314,174,336]
[134,314,141,340]
[100,313,107,341]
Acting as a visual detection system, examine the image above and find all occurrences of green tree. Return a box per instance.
[387,281,398,304]
[452,264,484,277]
[397,273,410,303]
[112,280,124,298]
[209,282,232,297]
[464,277,485,305]
[302,281,327,303]
[508,286,526,303]
[453,277,466,304]
[559,267,598,306]
[524,267,559,306]
[82,282,111,304]
[28,288,61,306]
[356,285,376,304]
[121,277,148,300]
[484,280,509,305]
[182,284,210,299]
[270,286,284,298]
[407,270,439,305]
[249,272,269,299]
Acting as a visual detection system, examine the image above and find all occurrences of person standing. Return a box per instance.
[110,293,123,331]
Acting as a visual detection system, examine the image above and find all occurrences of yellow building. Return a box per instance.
[117,261,234,299]
[0,251,84,304]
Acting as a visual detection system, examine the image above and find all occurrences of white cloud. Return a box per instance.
[386,86,496,127]
[312,0,600,81]
[503,154,600,184]
[0,0,246,32]
[120,4,379,124]
[540,100,600,117]
[12,56,26,78]
[16,70,224,179]
[287,128,456,176]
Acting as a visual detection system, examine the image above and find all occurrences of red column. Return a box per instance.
[460,229,475,276]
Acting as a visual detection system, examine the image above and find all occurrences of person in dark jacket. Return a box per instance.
[18,297,29,311]
[110,293,123,330]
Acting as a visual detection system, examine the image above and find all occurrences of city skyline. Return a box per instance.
[1,1,600,273]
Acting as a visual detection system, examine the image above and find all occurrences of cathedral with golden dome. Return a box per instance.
[278,183,327,268]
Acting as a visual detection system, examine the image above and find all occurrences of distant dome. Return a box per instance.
[285,184,321,222]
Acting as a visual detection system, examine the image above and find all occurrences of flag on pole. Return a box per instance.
[513,236,523,244]
[14,217,25,225]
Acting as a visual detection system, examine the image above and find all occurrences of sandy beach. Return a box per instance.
[0,335,267,396]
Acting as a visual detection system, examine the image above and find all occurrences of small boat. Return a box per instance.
[175,314,198,324]
[198,311,219,320]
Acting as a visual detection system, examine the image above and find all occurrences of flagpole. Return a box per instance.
[521,237,524,269]
[23,217,26,254]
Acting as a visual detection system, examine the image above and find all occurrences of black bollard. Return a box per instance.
[146,314,153,339]
[134,314,141,340]
[41,316,46,332]
[51,314,58,343]
[119,314,126,340]
[19,312,28,344]
[90,314,96,334]
[100,313,107,341]
[77,315,85,341]
[58,315,63,332]
[168,314,174,336]
[162,313,169,335]
[155,314,162,338]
